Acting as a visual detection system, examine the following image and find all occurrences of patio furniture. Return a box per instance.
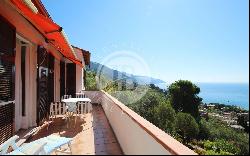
[75,101,93,127]
[0,134,72,155]
[62,98,91,112]
[0,135,46,155]
[48,102,69,130]
[75,93,87,98]
[61,95,72,101]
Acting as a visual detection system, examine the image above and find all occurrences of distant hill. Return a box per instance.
[87,62,166,85]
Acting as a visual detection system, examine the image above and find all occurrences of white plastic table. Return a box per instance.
[62,98,91,112]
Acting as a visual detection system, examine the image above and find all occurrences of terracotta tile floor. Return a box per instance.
[27,105,123,155]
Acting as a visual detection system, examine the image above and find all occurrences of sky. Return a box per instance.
[42,0,249,84]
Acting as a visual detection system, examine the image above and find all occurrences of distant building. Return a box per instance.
[223,119,237,125]
[230,125,245,131]
[238,112,249,120]
[207,104,215,108]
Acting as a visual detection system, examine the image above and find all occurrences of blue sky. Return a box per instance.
[42,0,249,83]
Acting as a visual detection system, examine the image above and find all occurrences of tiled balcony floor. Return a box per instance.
[27,105,123,155]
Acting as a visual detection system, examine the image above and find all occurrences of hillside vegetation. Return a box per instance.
[85,68,249,155]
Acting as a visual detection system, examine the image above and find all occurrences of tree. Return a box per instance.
[85,71,98,90]
[156,102,176,135]
[176,112,199,143]
[237,115,249,132]
[132,88,169,126]
[135,92,160,124]
[198,118,210,140]
[149,84,167,95]
[133,81,138,90]
[168,80,202,119]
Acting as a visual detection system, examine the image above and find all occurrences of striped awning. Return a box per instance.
[10,0,83,66]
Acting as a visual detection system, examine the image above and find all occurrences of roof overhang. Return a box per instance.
[72,45,91,66]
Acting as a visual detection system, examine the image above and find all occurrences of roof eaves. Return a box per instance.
[31,0,52,19]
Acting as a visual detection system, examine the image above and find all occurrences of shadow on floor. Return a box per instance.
[27,117,85,142]
[26,105,123,155]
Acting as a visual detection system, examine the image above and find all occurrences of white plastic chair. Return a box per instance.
[0,135,72,155]
[75,93,87,98]
[48,102,69,130]
[61,95,71,101]
[75,101,92,127]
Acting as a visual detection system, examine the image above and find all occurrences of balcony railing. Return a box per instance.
[83,90,197,155]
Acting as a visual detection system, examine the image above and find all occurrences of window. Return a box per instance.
[0,16,15,103]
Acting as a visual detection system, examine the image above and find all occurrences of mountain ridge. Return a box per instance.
[87,61,166,85]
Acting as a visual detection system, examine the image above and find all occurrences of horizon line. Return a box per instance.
[90,61,249,85]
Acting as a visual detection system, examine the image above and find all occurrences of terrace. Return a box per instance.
[26,104,123,155]
[13,91,197,155]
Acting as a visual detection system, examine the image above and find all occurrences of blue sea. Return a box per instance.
[156,83,249,110]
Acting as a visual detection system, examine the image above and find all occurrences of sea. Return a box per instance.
[156,83,249,110]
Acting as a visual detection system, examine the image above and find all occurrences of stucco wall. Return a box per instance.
[73,47,84,93]
[76,64,83,93]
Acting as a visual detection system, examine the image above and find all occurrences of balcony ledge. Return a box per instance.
[74,90,197,155]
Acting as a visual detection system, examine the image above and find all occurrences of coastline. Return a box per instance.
[155,82,249,110]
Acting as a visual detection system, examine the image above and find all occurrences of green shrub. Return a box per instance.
[156,102,176,135]
[204,117,249,155]
[198,118,210,140]
[204,150,233,155]
[176,112,199,143]
[85,71,98,90]
[203,139,240,155]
